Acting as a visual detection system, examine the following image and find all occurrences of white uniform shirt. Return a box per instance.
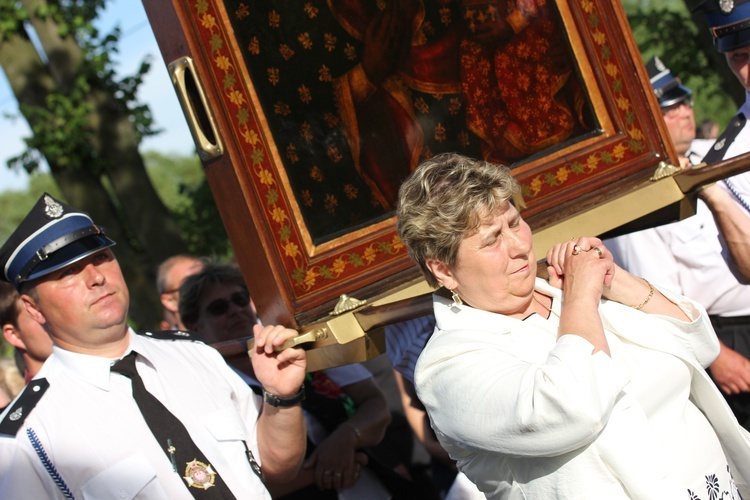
[604,122,750,317]
[0,329,269,499]
[605,200,750,316]
[716,92,750,213]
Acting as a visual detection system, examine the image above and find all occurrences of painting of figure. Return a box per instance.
[228,0,595,243]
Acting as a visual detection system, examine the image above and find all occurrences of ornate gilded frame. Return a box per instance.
[145,0,673,327]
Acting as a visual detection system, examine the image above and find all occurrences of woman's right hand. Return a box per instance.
[546,237,614,295]
[546,237,612,354]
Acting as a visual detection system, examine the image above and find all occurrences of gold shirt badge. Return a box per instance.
[183,459,217,490]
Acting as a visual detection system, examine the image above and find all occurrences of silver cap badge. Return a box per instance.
[719,0,734,14]
[43,195,64,219]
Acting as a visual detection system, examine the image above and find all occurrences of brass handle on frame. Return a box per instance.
[275,328,329,350]
[168,56,224,161]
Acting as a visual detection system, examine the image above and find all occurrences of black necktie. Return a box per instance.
[701,113,746,165]
[111,351,236,498]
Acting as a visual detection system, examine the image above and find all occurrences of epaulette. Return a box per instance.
[137,329,206,342]
[0,378,49,437]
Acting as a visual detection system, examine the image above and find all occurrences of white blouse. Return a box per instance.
[611,335,739,499]
[415,278,750,499]
[526,312,741,499]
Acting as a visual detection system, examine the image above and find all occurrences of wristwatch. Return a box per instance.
[263,385,305,407]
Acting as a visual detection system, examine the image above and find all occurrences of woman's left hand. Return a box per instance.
[545,237,615,293]
[546,237,614,354]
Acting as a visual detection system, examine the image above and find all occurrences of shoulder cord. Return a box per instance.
[26,427,74,499]
[724,178,750,215]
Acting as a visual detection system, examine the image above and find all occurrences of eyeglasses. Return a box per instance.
[662,95,694,118]
[205,292,251,317]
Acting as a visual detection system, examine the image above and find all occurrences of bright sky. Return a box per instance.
[0,0,193,193]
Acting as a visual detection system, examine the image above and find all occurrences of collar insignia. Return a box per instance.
[43,195,64,219]
[8,407,22,422]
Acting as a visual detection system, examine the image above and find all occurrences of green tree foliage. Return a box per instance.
[0,151,231,356]
[0,152,231,256]
[622,0,745,129]
[143,151,232,260]
[0,0,190,328]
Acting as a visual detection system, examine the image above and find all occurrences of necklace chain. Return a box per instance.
[532,293,559,319]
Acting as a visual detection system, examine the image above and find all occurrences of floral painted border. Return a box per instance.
[193,0,406,297]
[189,0,647,297]
[519,0,647,202]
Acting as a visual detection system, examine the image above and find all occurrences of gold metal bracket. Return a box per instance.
[332,294,366,315]
[649,161,681,181]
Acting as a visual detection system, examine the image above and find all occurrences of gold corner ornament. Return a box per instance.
[184,459,217,490]
[650,161,681,181]
[332,294,366,316]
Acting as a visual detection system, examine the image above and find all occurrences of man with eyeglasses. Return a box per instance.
[660,91,697,164]
[605,55,750,430]
[178,263,260,345]
[645,56,709,166]
[0,193,308,498]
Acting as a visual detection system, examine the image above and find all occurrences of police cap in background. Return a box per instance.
[645,56,693,109]
[692,0,750,52]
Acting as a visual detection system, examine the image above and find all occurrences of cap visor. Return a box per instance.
[24,235,116,283]
[659,86,692,109]
[716,30,750,52]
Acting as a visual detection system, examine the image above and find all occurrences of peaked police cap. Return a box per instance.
[0,193,116,290]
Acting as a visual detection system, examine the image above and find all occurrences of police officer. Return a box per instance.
[643,55,704,166]
[605,53,750,430]
[0,193,307,498]
[693,0,750,279]
[692,0,750,429]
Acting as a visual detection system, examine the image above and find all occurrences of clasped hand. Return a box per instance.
[545,237,615,299]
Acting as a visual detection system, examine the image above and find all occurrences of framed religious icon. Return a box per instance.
[144,0,685,330]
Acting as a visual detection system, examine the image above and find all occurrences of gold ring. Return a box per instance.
[572,244,582,255]
[593,246,603,258]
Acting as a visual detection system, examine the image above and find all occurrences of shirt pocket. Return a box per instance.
[201,406,263,475]
[202,405,249,443]
[81,452,167,499]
